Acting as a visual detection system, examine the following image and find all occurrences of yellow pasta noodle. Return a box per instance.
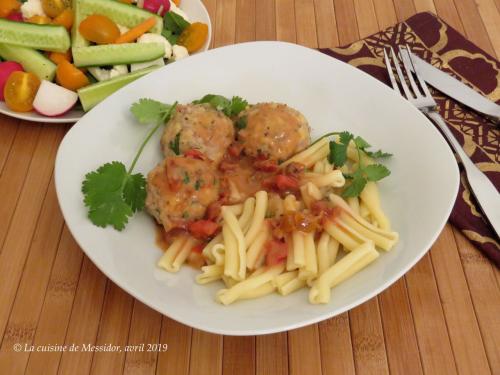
[245,191,268,247]
[196,265,224,284]
[246,221,270,270]
[157,236,198,273]
[360,181,390,230]
[302,170,345,188]
[281,137,329,168]
[292,231,306,267]
[329,193,398,251]
[222,207,247,280]
[300,182,323,208]
[216,263,285,305]
[298,232,318,281]
[274,271,307,295]
[309,241,379,304]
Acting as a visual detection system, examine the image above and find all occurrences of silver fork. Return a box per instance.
[384,45,499,238]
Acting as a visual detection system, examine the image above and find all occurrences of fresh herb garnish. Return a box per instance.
[169,132,181,155]
[193,94,248,117]
[82,99,176,231]
[183,172,190,184]
[235,116,247,130]
[162,12,190,45]
[328,132,392,198]
[194,179,203,190]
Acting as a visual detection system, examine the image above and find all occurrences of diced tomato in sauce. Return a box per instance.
[265,239,289,266]
[275,174,299,191]
[191,243,205,253]
[185,149,206,160]
[254,159,279,172]
[205,201,222,221]
[227,142,244,158]
[188,220,220,239]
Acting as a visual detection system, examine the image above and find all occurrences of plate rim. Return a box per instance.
[55,41,460,335]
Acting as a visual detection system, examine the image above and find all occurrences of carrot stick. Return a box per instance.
[114,17,157,44]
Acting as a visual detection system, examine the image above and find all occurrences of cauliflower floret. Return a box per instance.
[21,0,46,19]
[172,45,189,61]
[117,24,130,34]
[169,2,190,22]
[88,65,128,82]
[137,33,172,59]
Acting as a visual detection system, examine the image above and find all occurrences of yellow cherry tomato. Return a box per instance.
[48,50,72,64]
[0,0,20,18]
[56,60,89,91]
[41,0,70,18]
[27,15,52,24]
[177,22,208,53]
[172,0,181,5]
[52,8,73,29]
[3,72,41,112]
[79,14,120,44]
[119,0,133,3]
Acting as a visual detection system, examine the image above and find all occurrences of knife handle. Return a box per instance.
[427,111,500,238]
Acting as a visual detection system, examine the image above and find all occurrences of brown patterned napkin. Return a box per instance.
[319,12,500,267]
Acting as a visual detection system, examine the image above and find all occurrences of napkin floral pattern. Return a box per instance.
[320,12,500,266]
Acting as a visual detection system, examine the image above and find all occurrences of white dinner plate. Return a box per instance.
[55,41,459,335]
[0,0,211,123]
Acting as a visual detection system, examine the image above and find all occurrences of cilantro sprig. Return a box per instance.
[82,99,176,231]
[327,132,392,198]
[162,11,190,45]
[193,94,248,117]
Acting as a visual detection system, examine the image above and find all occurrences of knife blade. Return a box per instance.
[410,53,500,122]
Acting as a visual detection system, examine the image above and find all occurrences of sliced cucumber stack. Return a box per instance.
[73,43,165,67]
[0,44,57,81]
[77,0,162,33]
[0,19,71,53]
[78,66,159,111]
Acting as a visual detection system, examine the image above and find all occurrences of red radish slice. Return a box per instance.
[0,61,23,101]
[143,0,170,16]
[7,12,23,22]
[33,80,78,116]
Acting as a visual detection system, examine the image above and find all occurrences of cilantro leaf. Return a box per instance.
[328,141,348,167]
[164,11,190,33]
[364,164,391,181]
[130,99,173,124]
[339,131,354,145]
[229,96,248,116]
[342,173,367,198]
[193,94,248,117]
[123,173,146,212]
[82,162,135,230]
[235,116,247,130]
[364,149,393,158]
[353,136,370,149]
[169,132,181,155]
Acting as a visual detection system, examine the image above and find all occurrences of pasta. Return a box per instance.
[154,120,398,305]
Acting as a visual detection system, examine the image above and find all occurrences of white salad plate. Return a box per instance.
[55,41,459,335]
[0,0,211,124]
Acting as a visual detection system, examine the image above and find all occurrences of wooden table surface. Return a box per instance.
[1,1,499,374]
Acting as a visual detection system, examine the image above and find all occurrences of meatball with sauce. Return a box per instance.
[145,156,220,233]
[161,104,235,164]
[237,103,310,161]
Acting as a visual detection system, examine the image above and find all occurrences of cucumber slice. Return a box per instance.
[78,0,162,33]
[71,0,89,48]
[78,66,159,111]
[0,43,57,81]
[72,43,165,67]
[0,19,70,52]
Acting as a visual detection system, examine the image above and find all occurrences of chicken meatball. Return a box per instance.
[238,103,310,161]
[146,156,220,232]
[161,104,235,163]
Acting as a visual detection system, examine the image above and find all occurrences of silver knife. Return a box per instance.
[410,53,500,123]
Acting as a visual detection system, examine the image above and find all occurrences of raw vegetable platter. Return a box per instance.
[0,0,211,123]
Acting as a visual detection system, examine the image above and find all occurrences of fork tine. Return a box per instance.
[398,46,421,98]
[389,46,412,99]
[405,44,433,98]
[383,49,401,95]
